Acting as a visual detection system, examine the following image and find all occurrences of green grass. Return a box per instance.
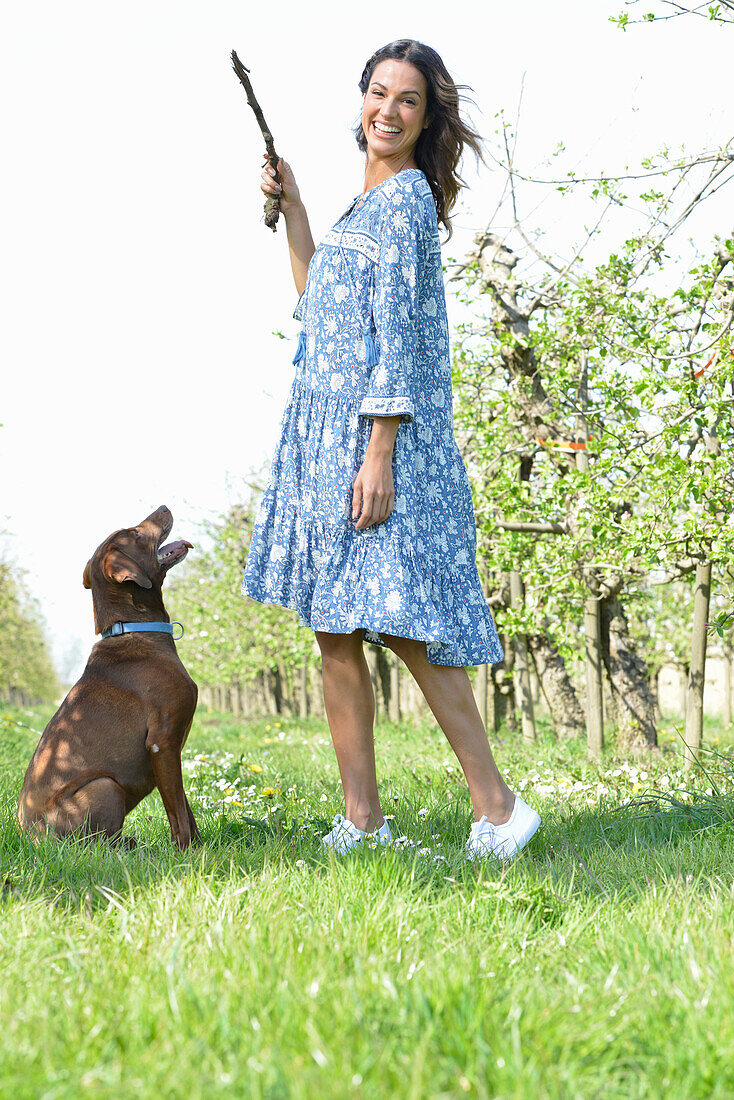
[2,703,734,1098]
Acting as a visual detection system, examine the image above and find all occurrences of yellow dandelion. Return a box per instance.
[250,764,263,774]
[262,787,276,798]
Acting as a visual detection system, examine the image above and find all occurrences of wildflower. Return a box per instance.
[250,764,263,774]
[261,787,276,798]
[295,860,305,868]
[418,808,429,817]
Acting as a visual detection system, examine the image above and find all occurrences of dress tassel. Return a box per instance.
[292,329,307,365]
[364,328,379,367]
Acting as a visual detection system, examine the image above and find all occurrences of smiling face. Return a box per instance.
[361,59,430,168]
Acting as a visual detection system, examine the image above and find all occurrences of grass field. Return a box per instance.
[2,702,734,1099]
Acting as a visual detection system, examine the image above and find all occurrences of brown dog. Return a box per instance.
[18,505,200,848]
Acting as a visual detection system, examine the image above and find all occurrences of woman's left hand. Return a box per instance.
[352,452,395,530]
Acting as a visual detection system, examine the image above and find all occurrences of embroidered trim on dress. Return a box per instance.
[293,288,306,322]
[322,227,380,263]
[358,394,415,421]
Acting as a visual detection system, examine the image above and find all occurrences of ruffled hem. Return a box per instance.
[242,503,504,668]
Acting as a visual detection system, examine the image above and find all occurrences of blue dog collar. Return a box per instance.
[100,621,184,640]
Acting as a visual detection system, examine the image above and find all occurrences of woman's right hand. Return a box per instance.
[260,154,301,215]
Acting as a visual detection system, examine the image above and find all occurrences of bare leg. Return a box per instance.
[314,628,385,833]
[381,634,515,825]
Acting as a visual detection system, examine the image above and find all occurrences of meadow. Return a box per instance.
[2,704,734,1099]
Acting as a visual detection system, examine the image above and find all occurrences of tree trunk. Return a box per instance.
[258,670,269,716]
[600,593,657,749]
[299,663,309,719]
[583,575,605,757]
[509,570,536,742]
[373,645,391,718]
[389,653,401,723]
[651,667,663,724]
[684,561,712,767]
[479,662,500,734]
[528,630,585,741]
[678,664,689,718]
[498,592,517,732]
[270,666,283,715]
[722,644,732,728]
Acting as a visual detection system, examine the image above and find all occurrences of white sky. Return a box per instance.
[1,1,731,679]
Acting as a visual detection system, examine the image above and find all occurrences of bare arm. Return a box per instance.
[352,415,401,530]
[260,155,315,297]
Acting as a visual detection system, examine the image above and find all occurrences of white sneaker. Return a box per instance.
[466,794,541,862]
[321,813,392,854]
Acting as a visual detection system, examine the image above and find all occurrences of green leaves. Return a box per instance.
[451,156,734,664]
[0,559,59,701]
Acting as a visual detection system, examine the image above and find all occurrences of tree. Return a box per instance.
[450,125,733,754]
[0,557,60,703]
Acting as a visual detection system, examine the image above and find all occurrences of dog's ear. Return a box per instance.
[101,548,153,590]
[82,560,92,589]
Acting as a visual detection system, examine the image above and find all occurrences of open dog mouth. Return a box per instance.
[156,539,193,568]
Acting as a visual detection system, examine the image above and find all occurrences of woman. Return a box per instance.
[242,39,540,861]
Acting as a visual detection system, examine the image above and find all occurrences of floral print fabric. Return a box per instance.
[241,167,504,667]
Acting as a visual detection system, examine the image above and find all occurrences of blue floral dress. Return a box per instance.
[241,167,504,667]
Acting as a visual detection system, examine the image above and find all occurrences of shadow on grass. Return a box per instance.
[3,740,734,920]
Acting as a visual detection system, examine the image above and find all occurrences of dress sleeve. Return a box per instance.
[293,287,306,322]
[357,186,424,423]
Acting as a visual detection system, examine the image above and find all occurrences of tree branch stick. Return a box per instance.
[231,50,281,232]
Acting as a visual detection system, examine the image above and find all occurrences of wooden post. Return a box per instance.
[509,570,536,742]
[684,561,712,768]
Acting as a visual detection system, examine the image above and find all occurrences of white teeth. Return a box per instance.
[374,122,400,134]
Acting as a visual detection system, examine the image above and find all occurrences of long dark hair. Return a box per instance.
[353,39,486,241]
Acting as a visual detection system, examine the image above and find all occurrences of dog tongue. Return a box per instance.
[158,540,194,560]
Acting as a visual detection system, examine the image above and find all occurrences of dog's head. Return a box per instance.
[83,506,193,633]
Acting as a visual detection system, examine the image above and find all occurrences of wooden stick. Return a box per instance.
[231,50,281,232]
